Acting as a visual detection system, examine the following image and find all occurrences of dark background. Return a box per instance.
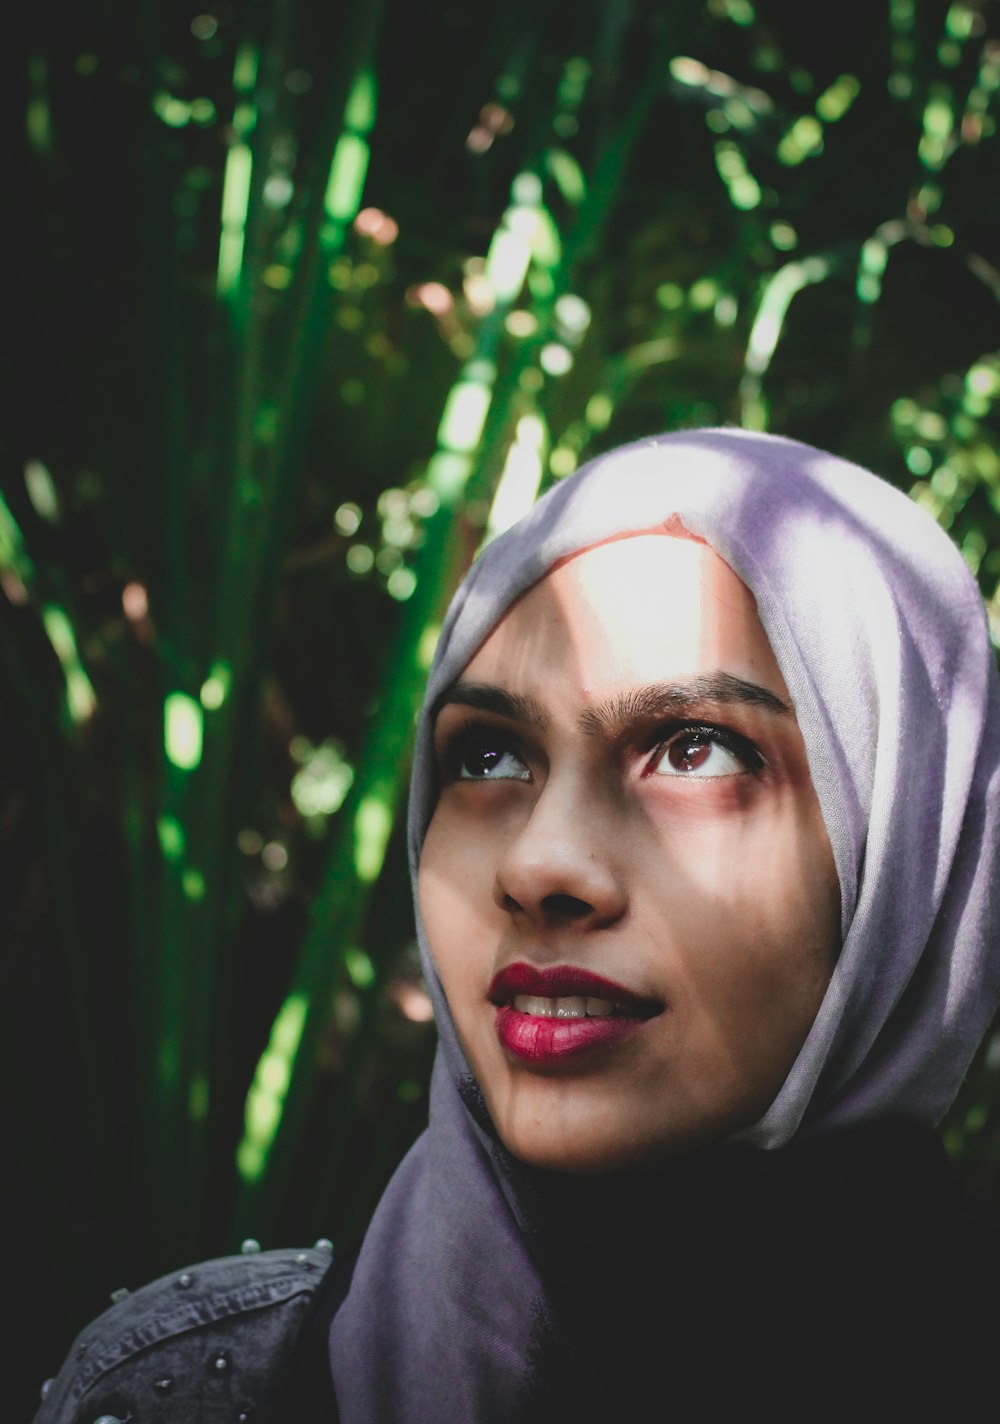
[8,0,1000,1413]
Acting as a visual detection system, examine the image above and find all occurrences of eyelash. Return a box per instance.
[438,721,530,783]
[437,718,766,782]
[646,722,765,777]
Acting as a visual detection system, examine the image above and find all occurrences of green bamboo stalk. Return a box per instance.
[0,489,123,1231]
[232,493,466,1234]
[175,0,300,1247]
[128,0,206,1254]
[167,1,387,1246]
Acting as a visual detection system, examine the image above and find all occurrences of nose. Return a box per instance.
[494,776,627,930]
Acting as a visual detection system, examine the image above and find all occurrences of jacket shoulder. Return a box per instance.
[33,1243,334,1424]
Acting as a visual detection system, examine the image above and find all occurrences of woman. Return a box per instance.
[35,430,1000,1420]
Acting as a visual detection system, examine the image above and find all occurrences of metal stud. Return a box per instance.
[313,1237,334,1253]
[40,1379,55,1400]
[110,1287,130,1303]
[176,1271,194,1288]
[92,1416,125,1423]
[240,1237,261,1254]
[212,1351,230,1372]
[153,1377,174,1393]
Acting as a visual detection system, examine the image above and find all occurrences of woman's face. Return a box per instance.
[419,534,840,1172]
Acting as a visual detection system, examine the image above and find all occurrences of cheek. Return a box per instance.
[773,788,841,949]
[418,816,494,989]
[691,785,836,920]
[418,825,505,1089]
[639,792,839,997]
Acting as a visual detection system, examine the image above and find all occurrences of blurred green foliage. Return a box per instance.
[8,0,1000,1408]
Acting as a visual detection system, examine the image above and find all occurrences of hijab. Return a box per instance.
[328,429,1000,1420]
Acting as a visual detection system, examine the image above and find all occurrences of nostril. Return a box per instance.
[541,892,593,921]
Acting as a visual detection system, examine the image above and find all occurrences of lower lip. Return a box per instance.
[495,1005,650,1064]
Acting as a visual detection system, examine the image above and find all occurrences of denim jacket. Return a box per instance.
[32,1243,335,1424]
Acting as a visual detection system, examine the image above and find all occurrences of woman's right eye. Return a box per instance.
[446,730,531,782]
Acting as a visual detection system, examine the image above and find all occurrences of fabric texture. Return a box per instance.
[32,1245,336,1424]
[328,429,1000,1421]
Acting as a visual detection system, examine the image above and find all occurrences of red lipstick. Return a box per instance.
[488,962,662,1065]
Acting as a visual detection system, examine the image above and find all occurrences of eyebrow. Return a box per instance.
[577,673,791,734]
[432,671,791,734]
[432,681,549,728]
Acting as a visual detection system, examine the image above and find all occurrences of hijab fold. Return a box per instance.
[329,431,1000,1420]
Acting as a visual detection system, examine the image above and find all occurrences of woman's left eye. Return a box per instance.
[647,727,761,779]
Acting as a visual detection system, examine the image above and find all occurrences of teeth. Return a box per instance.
[585,997,614,1017]
[512,995,565,1018]
[554,996,587,1019]
[511,994,617,1019]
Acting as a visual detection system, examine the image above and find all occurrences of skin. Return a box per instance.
[419,533,840,1173]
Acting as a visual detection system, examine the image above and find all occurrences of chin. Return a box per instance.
[503,1133,644,1175]
[492,1094,770,1175]
[495,1113,691,1175]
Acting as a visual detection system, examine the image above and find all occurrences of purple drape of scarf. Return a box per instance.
[329,430,1000,1420]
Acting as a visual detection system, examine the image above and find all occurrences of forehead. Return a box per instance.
[462,532,787,699]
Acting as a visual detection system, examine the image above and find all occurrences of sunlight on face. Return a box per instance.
[419,534,840,1172]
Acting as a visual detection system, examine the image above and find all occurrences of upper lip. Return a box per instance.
[488,961,663,1016]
